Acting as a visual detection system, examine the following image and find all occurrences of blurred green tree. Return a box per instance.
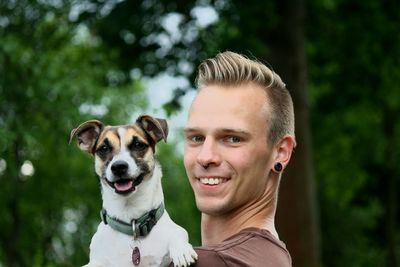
[308,1,400,266]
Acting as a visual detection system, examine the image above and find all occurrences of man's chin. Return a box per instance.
[196,198,231,216]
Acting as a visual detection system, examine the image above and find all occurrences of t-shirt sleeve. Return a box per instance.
[192,248,228,267]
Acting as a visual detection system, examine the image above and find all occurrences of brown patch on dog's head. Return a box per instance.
[91,125,153,164]
[92,126,120,162]
[136,115,168,151]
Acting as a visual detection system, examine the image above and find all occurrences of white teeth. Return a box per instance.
[199,178,225,185]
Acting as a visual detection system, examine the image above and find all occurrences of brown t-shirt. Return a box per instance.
[192,227,292,267]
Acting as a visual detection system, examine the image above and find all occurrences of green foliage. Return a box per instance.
[308,0,400,265]
[157,139,201,246]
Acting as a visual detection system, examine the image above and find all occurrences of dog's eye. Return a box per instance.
[97,144,111,156]
[130,140,147,151]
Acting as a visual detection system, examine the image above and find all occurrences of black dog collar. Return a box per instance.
[100,203,164,238]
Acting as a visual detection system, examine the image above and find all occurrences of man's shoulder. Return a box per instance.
[192,248,228,266]
[192,227,292,267]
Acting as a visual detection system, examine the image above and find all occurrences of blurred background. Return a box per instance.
[1,0,399,266]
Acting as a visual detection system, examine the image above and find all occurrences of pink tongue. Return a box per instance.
[114,180,134,191]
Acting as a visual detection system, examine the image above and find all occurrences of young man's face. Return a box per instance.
[184,83,276,216]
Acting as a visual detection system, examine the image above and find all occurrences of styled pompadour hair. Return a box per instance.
[195,51,295,146]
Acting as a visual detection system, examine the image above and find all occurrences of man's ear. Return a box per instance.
[136,115,168,144]
[69,120,104,154]
[273,134,295,171]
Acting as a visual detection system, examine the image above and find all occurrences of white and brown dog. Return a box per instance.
[70,115,197,267]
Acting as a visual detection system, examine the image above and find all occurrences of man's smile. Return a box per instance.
[198,177,229,185]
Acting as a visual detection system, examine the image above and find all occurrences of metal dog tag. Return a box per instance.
[132,246,140,266]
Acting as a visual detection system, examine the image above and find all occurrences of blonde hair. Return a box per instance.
[195,51,295,146]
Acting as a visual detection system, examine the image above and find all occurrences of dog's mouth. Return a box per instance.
[105,175,144,195]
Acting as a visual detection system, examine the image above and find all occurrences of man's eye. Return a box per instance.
[185,134,205,144]
[190,135,205,143]
[225,136,241,143]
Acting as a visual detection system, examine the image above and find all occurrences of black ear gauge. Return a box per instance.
[274,162,283,172]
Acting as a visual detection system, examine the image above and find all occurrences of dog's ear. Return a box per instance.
[69,120,104,154]
[137,115,168,144]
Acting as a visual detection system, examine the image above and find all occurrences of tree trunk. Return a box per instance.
[383,109,399,267]
[2,141,23,267]
[266,1,321,266]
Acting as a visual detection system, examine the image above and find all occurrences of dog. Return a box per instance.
[69,115,197,267]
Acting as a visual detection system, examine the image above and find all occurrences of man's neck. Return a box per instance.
[200,204,278,245]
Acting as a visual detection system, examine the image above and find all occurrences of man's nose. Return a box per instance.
[196,138,221,168]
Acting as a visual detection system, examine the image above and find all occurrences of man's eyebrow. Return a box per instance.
[220,128,251,136]
[183,127,200,133]
[183,127,250,136]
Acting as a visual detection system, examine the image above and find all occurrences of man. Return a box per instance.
[183,51,295,266]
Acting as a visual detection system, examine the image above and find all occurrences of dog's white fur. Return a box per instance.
[85,163,196,267]
[71,119,197,267]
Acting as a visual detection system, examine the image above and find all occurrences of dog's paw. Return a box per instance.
[169,241,198,267]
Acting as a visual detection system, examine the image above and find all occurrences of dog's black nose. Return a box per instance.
[111,161,129,177]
